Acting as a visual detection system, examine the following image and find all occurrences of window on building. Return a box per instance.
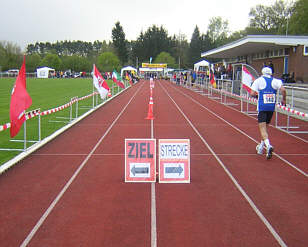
[304,45,308,56]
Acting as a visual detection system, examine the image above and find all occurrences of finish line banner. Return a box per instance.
[125,139,156,182]
[142,63,167,68]
[158,139,190,183]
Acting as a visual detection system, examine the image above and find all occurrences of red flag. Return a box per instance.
[10,56,32,138]
[209,71,216,88]
[93,65,110,99]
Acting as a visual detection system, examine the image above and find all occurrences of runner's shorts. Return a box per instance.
[258,111,274,124]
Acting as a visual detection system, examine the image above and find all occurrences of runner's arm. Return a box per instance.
[250,89,258,98]
[250,79,259,98]
[280,86,287,106]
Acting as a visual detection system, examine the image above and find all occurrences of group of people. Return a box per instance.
[172,72,189,85]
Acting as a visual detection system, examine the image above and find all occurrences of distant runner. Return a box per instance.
[250,67,287,159]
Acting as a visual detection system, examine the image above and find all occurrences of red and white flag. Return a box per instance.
[93,64,110,99]
[10,56,32,138]
[242,66,255,93]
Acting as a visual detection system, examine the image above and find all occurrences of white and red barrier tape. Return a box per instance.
[25,109,41,120]
[40,98,78,116]
[229,90,308,118]
[199,85,308,119]
[0,123,10,132]
[0,92,99,132]
[276,104,308,118]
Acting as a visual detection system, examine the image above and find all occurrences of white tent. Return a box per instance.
[37,67,55,78]
[121,66,137,77]
[194,60,210,71]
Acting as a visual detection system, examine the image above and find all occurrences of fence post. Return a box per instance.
[38,109,41,141]
[23,119,27,151]
[76,98,79,119]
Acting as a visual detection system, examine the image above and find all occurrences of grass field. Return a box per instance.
[0,77,122,166]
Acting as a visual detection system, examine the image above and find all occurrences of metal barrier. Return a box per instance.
[275,86,308,133]
[183,78,308,134]
[0,109,41,152]
[0,81,129,153]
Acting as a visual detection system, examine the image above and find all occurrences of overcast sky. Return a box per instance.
[1,0,276,51]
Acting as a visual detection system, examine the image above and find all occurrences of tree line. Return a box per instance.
[0,0,307,73]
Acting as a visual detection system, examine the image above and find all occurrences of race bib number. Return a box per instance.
[263,93,276,104]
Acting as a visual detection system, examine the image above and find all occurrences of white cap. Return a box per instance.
[262,67,272,75]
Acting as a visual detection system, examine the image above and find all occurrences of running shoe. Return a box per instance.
[266,145,274,160]
[256,144,264,155]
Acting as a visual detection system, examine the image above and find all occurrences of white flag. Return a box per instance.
[93,64,110,99]
[242,66,255,93]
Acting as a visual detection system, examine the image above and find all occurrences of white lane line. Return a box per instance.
[151,117,157,247]
[20,82,144,247]
[151,182,157,247]
[32,153,308,157]
[173,85,308,177]
[32,153,124,156]
[160,82,288,247]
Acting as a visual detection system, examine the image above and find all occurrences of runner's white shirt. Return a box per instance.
[251,75,283,92]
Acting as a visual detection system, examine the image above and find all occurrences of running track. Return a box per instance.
[0,80,307,247]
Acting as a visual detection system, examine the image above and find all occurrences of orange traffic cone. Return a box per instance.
[145,97,154,120]
[108,90,112,97]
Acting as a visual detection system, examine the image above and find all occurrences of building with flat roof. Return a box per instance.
[201,35,308,83]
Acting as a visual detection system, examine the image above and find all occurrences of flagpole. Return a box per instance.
[23,112,27,151]
[92,65,95,108]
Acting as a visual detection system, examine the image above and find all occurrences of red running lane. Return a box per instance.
[0,79,307,247]
[154,81,279,247]
[0,81,153,246]
[156,80,307,246]
[25,81,154,247]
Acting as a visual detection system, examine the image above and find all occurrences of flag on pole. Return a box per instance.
[242,65,255,93]
[209,71,217,88]
[112,70,125,88]
[93,64,110,99]
[126,72,133,86]
[10,56,32,138]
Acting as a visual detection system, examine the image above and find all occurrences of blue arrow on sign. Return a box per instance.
[165,165,183,176]
[131,166,149,176]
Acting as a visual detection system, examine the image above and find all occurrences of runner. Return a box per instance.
[250,67,287,159]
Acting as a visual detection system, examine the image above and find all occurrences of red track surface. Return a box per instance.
[0,80,307,247]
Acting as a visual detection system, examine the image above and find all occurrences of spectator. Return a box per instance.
[268,60,274,75]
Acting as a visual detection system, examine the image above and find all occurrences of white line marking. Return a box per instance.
[160,82,288,247]
[32,153,308,157]
[151,182,157,247]
[20,83,144,247]
[174,85,308,177]
[32,153,124,156]
[150,117,157,247]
